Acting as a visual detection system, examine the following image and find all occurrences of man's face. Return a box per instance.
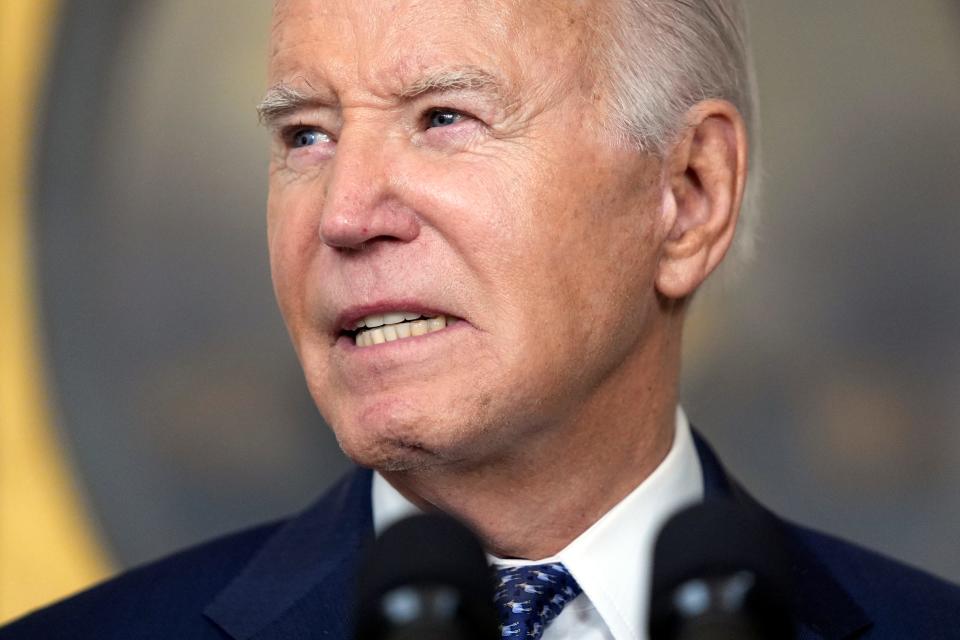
[267,0,667,470]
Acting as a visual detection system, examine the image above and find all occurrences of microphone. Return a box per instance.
[649,499,796,640]
[353,513,500,640]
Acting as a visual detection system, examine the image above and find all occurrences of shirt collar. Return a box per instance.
[371,407,704,640]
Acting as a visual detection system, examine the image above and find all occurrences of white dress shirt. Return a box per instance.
[371,407,704,640]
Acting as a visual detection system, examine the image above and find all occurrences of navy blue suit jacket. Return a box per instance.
[3,434,959,639]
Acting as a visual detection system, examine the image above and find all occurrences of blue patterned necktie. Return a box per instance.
[493,563,583,639]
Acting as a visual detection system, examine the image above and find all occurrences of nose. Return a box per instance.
[318,130,420,250]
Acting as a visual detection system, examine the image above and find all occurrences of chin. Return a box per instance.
[326,405,448,472]
[334,427,444,472]
[329,399,500,474]
[348,446,442,473]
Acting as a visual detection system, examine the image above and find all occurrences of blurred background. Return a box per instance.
[2,0,958,623]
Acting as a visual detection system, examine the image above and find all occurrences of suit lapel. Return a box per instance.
[205,433,873,640]
[692,431,872,640]
[204,468,374,640]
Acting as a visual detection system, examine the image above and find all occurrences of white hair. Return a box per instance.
[599,0,761,262]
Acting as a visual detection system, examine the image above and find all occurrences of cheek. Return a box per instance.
[391,151,535,296]
[507,163,662,346]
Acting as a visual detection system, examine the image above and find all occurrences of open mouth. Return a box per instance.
[345,312,457,348]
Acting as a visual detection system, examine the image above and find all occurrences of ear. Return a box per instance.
[655,100,748,300]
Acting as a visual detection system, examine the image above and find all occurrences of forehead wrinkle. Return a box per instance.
[266,0,589,119]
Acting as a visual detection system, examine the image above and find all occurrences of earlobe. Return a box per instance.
[655,100,747,300]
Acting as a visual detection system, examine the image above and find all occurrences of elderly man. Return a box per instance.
[3,1,959,639]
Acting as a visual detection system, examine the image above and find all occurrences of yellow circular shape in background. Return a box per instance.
[0,0,114,623]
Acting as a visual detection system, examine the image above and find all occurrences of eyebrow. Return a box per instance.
[256,83,329,129]
[257,67,508,129]
[398,67,505,100]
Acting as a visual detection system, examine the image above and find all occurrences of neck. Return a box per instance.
[382,321,682,559]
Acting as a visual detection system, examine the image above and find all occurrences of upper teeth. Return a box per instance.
[353,312,422,329]
[353,312,452,347]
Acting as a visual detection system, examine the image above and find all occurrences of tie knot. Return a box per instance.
[493,563,582,639]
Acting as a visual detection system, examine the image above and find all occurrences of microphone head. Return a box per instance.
[650,499,796,640]
[354,513,499,640]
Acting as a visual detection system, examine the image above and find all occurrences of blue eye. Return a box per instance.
[290,128,329,148]
[427,110,462,128]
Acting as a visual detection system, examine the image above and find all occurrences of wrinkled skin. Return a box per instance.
[264,0,747,557]
[267,0,667,469]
